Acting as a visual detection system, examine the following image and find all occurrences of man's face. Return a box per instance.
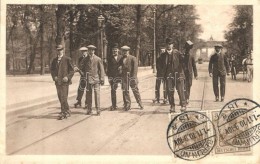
[57,49,63,57]
[82,51,88,56]
[112,48,119,56]
[121,50,128,56]
[166,43,173,50]
[89,49,95,55]
[215,47,222,53]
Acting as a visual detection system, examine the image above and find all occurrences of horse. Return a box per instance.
[242,57,253,82]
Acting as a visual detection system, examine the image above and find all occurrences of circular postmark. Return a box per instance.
[167,111,216,161]
[217,98,260,148]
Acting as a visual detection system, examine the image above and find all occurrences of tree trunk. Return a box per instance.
[56,5,67,47]
[40,6,45,75]
[69,10,74,59]
[135,5,142,65]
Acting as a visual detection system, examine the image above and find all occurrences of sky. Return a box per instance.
[195,5,236,41]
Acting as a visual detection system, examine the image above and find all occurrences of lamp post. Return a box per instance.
[98,14,105,61]
[153,8,156,73]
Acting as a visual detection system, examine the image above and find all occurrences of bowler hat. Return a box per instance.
[121,45,130,51]
[79,47,88,51]
[166,38,173,44]
[214,44,223,48]
[56,44,64,50]
[112,43,119,49]
[87,45,97,49]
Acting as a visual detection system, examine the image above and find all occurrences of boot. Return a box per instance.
[74,101,81,108]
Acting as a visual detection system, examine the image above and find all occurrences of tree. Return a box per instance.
[224,6,253,57]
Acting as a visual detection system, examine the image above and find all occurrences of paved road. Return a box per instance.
[6,62,253,155]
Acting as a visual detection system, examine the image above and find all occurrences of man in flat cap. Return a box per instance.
[80,45,105,116]
[209,44,230,102]
[160,38,186,112]
[51,44,74,120]
[153,46,168,104]
[119,45,143,111]
[74,47,88,108]
[182,40,198,104]
[107,43,123,110]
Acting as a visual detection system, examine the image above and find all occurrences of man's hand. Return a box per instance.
[62,77,68,82]
[54,76,58,82]
[195,76,198,80]
[209,73,212,77]
[100,80,104,86]
[74,66,79,72]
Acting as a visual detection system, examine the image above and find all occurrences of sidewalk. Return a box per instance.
[6,67,153,114]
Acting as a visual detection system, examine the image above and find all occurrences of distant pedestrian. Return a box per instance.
[119,45,143,111]
[209,44,230,102]
[245,51,253,82]
[80,45,105,116]
[74,47,88,108]
[50,45,74,120]
[107,43,123,110]
[182,41,198,104]
[153,46,168,104]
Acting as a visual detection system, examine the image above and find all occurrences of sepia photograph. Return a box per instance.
[1,1,260,163]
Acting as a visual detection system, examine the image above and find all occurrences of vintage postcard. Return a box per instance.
[0,0,260,163]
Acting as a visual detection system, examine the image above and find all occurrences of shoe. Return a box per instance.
[57,113,67,120]
[65,110,71,117]
[163,99,168,104]
[74,101,81,108]
[110,106,118,111]
[180,106,186,113]
[215,97,219,102]
[186,99,189,104]
[86,109,92,115]
[96,108,101,116]
[221,97,224,102]
[139,103,144,110]
[170,105,175,113]
[125,106,131,111]
[152,99,159,103]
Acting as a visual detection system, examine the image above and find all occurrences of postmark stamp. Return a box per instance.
[217,98,260,148]
[167,111,216,161]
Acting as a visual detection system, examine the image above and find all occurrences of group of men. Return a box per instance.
[50,37,230,120]
[51,43,143,120]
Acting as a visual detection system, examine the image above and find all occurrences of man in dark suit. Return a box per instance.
[182,41,198,104]
[161,38,186,112]
[51,45,74,120]
[119,45,143,111]
[107,43,122,110]
[80,45,105,116]
[153,46,167,104]
[74,46,88,108]
[209,44,230,102]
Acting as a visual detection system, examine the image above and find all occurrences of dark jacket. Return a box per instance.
[182,53,198,78]
[119,54,138,79]
[160,49,183,78]
[209,53,230,76]
[156,54,165,77]
[50,56,74,85]
[80,54,105,84]
[107,55,122,78]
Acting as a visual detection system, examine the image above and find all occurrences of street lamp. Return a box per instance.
[153,8,156,73]
[98,14,105,61]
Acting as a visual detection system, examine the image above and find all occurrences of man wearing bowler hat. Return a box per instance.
[74,46,88,108]
[209,44,230,102]
[160,38,186,113]
[50,44,74,120]
[80,45,105,116]
[107,43,123,110]
[119,45,143,111]
[182,40,198,104]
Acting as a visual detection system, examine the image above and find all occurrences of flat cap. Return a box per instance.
[87,45,97,49]
[112,43,119,49]
[121,45,130,50]
[56,44,64,50]
[186,40,194,46]
[79,47,88,51]
[166,38,173,44]
[214,44,223,48]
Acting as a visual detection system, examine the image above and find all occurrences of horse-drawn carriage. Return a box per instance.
[230,54,253,81]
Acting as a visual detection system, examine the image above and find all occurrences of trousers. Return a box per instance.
[212,72,226,97]
[76,76,86,103]
[86,83,100,110]
[155,77,167,100]
[56,84,69,113]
